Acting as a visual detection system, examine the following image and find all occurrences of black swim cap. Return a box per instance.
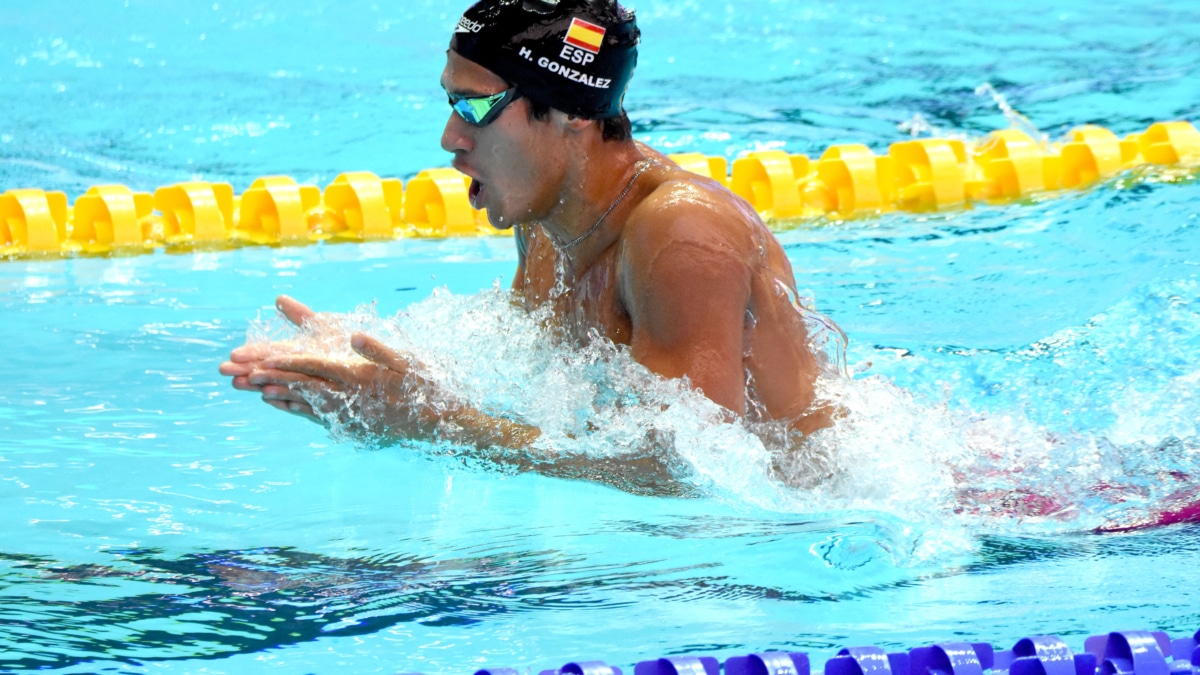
[451,0,639,120]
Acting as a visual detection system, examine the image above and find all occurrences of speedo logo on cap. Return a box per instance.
[563,17,605,54]
[455,16,484,33]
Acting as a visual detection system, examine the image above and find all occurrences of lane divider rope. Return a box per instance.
[1,120,1197,260]
[461,628,1198,675]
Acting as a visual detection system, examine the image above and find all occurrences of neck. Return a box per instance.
[542,139,647,274]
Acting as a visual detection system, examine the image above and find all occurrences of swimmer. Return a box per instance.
[219,0,840,475]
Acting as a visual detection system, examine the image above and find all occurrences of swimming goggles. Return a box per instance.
[448,87,522,127]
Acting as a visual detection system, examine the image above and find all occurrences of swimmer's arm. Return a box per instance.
[620,203,753,417]
[245,332,543,451]
[247,347,688,492]
[220,296,680,492]
[220,296,542,451]
[234,350,690,493]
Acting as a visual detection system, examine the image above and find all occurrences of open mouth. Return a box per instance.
[468,178,483,210]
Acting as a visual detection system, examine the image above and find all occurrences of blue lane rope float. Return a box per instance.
[1,120,1197,261]
[450,628,1200,675]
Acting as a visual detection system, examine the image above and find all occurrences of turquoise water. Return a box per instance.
[2,0,1200,673]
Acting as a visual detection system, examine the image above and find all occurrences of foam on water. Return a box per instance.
[243,272,1200,557]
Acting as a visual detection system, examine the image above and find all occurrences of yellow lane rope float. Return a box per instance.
[1,120,1197,260]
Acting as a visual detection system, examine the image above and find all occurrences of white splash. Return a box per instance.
[975,82,1048,146]
[245,282,1200,557]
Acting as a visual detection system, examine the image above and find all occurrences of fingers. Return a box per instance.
[248,368,327,388]
[227,296,314,368]
[233,367,323,422]
[260,383,295,399]
[241,368,336,408]
[263,384,357,432]
[231,375,262,392]
[351,333,411,374]
[229,342,279,363]
[219,360,257,377]
[277,295,317,327]
[260,355,366,384]
[264,398,320,421]
[259,380,329,418]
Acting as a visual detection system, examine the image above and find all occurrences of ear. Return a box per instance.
[566,115,595,132]
[553,109,596,134]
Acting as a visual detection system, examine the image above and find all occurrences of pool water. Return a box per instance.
[2,0,1200,673]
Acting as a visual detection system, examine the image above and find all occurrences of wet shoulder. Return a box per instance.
[617,165,770,311]
[621,163,797,292]
[622,164,766,259]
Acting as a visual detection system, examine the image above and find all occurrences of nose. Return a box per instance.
[440,111,474,155]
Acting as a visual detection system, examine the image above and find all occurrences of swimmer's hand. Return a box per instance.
[220,298,687,494]
[219,294,318,395]
[275,333,541,449]
[246,332,428,430]
[224,306,541,450]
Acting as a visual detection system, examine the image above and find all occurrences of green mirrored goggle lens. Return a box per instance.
[449,88,519,126]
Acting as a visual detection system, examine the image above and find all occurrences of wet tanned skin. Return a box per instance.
[218,50,832,478]
[514,163,831,434]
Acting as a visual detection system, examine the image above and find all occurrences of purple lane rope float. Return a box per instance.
[454,628,1200,675]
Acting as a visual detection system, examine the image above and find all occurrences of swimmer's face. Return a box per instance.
[440,51,569,229]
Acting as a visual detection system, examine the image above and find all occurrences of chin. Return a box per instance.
[484,206,515,230]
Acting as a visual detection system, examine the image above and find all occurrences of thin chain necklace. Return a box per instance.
[560,159,651,250]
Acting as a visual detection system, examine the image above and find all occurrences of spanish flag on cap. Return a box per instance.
[564,17,606,54]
